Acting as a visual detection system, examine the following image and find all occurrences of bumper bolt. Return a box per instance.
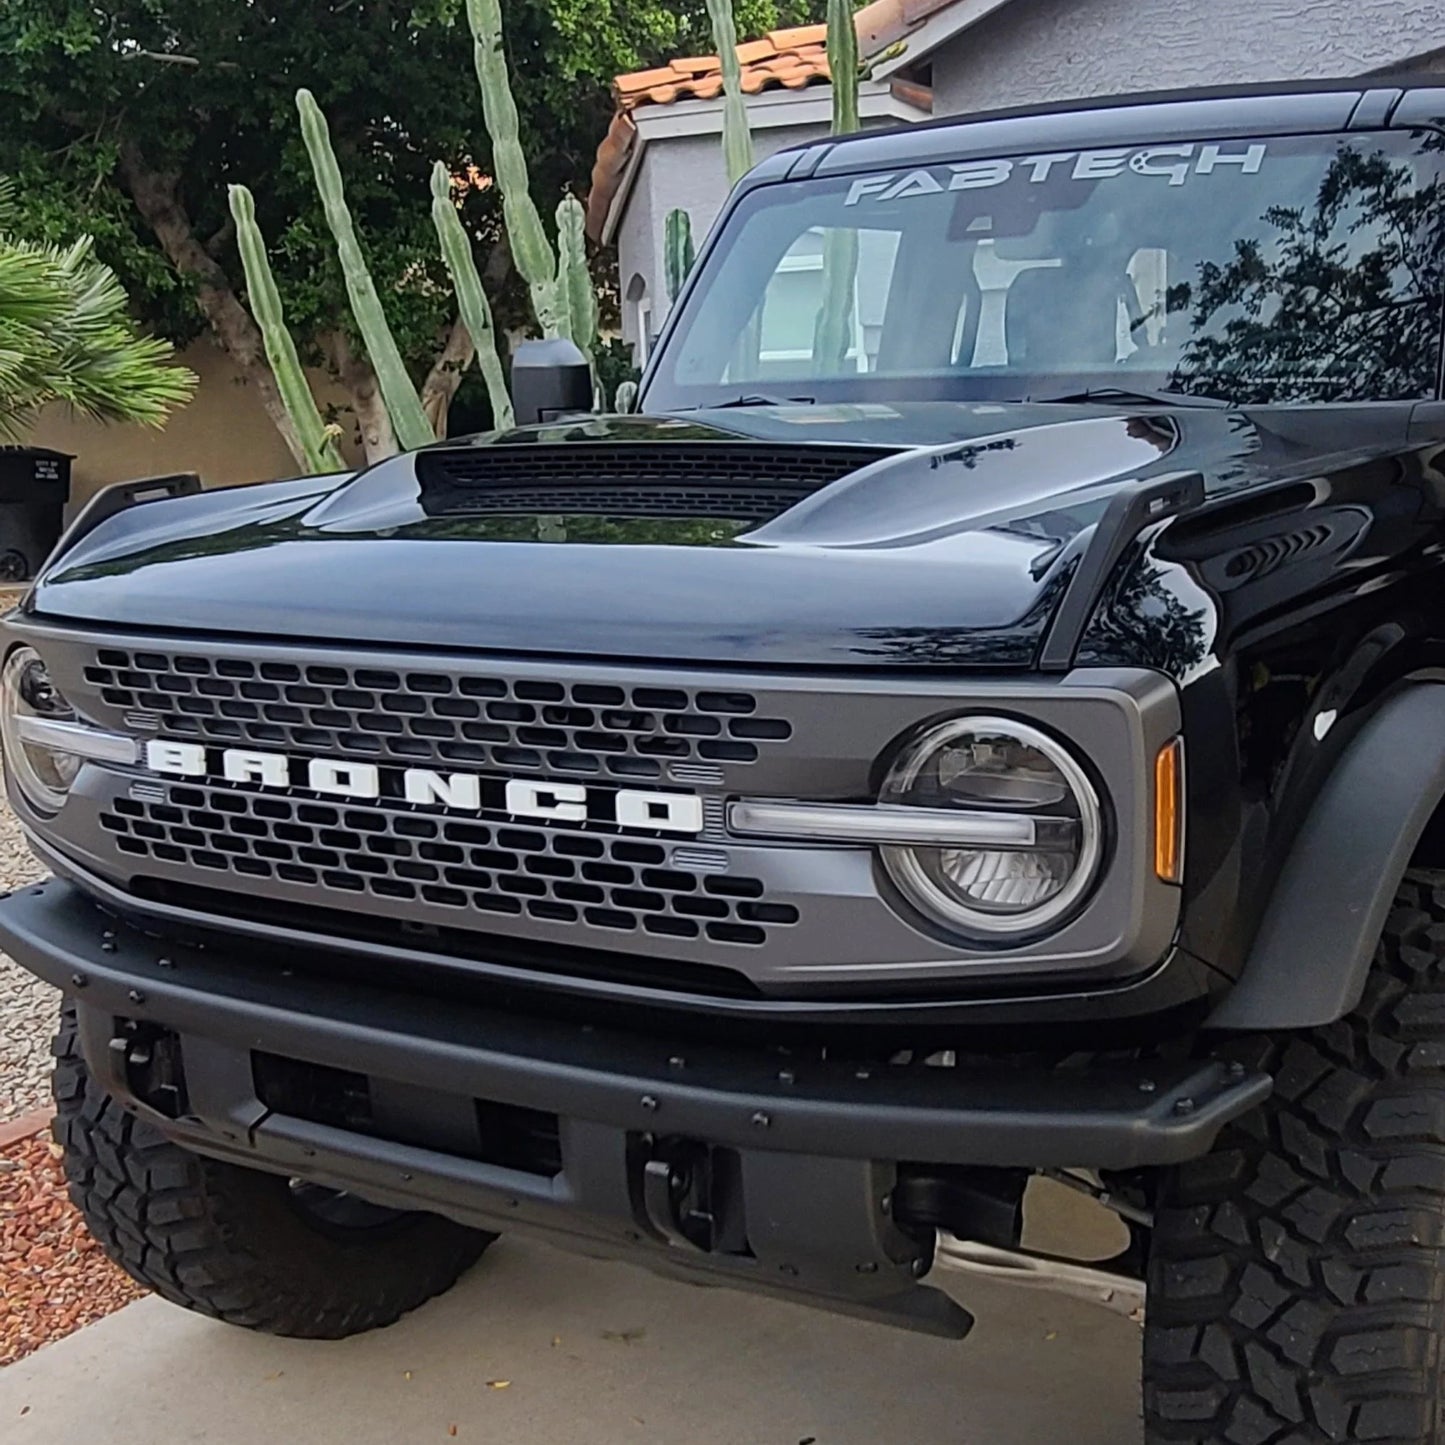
[779,1264,798,1277]
[399,1172,414,1182]
[1138,1079,1157,1094]
[855,1262,879,1275]
[127,989,145,1006]
[1227,1059,1246,1079]
[777,1069,796,1085]
[667,1056,686,1071]
[880,1193,893,1215]
[70,973,87,989]
[855,1068,871,1081]
[157,957,174,970]
[1174,1097,1195,1115]
[751,1111,771,1129]
[101,940,117,954]
[640,1095,659,1112]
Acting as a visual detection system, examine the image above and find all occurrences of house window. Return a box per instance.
[626,273,653,366]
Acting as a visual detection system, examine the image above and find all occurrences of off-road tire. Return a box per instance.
[1144,867,1445,1443]
[52,1004,496,1338]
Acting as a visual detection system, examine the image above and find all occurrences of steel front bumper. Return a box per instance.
[0,881,1270,1334]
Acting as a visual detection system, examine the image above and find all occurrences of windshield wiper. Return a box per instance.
[705,393,817,409]
[1027,385,1230,410]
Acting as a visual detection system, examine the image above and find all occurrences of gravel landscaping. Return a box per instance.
[0,801,54,1125]
[0,586,58,1125]
[0,631,146,1361]
[0,1132,145,1365]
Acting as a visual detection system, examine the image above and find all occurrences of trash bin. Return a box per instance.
[0,448,73,581]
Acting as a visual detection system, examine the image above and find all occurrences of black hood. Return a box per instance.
[26,402,1415,668]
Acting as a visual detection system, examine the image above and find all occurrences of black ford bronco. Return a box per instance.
[7,78,1445,1441]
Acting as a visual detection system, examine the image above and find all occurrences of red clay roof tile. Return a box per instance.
[589,0,947,239]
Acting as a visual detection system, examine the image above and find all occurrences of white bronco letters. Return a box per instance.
[143,743,704,835]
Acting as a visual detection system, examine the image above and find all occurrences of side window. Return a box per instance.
[750,227,902,379]
[758,232,825,368]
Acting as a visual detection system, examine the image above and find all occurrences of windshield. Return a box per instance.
[645,131,1445,411]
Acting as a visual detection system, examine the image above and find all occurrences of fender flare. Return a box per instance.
[1208,683,1445,1031]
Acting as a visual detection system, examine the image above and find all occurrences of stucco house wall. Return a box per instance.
[25,338,366,510]
[610,80,929,358]
[926,0,1445,117]
[616,119,831,360]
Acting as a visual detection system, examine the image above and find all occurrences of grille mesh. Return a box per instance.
[101,784,800,948]
[84,650,791,778]
[423,483,815,521]
[416,442,891,523]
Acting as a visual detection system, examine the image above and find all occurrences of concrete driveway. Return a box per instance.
[0,1226,1141,1444]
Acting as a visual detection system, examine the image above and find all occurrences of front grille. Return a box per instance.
[84,649,792,777]
[102,784,800,949]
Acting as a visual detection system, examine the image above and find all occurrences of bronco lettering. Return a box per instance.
[141,741,705,834]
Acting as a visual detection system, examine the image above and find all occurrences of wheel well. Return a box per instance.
[1410,793,1445,870]
[1209,685,1445,1030]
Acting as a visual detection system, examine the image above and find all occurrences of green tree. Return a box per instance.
[0,180,193,434]
[0,1,821,464]
[1169,137,1445,404]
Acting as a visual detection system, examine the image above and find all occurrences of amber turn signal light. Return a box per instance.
[1154,737,1184,884]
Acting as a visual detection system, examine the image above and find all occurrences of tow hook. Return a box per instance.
[636,1138,747,1255]
[109,1022,188,1120]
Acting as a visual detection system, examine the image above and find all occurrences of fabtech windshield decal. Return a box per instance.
[843,143,1267,205]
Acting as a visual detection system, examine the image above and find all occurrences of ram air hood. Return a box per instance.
[23,402,1411,667]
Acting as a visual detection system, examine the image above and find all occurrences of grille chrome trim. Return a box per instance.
[14,717,139,765]
[730,800,1039,847]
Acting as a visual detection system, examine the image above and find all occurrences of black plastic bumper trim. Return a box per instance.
[1,880,1269,1170]
[29,834,1218,1029]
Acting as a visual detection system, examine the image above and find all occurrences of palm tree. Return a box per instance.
[0,179,194,435]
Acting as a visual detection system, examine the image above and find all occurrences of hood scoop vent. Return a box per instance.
[415,443,892,524]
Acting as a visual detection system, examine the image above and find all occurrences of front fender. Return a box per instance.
[1208,684,1445,1031]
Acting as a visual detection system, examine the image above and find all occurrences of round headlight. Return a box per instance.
[879,716,1102,938]
[1,647,80,814]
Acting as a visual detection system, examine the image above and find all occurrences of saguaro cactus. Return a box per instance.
[705,0,755,186]
[814,0,862,375]
[826,0,860,136]
[228,184,346,474]
[464,0,563,337]
[664,209,696,304]
[429,163,514,430]
[296,89,435,450]
[555,194,597,358]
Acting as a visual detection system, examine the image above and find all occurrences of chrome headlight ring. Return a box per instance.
[0,646,81,814]
[878,715,1104,938]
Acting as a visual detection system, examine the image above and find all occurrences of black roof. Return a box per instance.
[762,76,1445,180]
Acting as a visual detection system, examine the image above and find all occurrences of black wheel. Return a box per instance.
[1144,867,1445,1443]
[0,548,30,582]
[51,1005,496,1338]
